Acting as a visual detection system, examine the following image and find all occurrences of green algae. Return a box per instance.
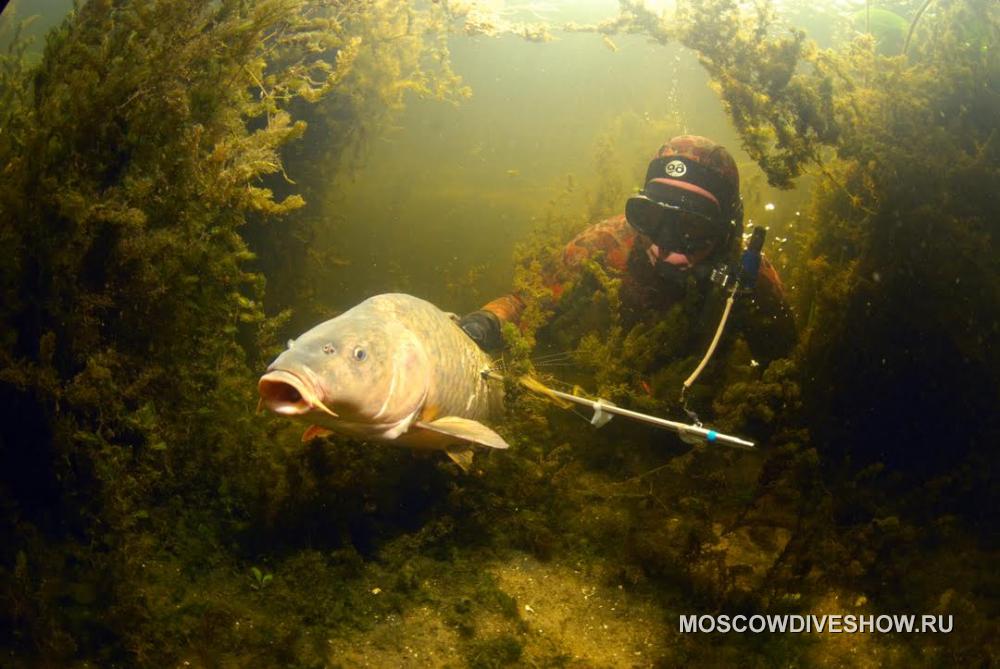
[674,1,999,664]
[485,1,998,665]
[0,0,470,665]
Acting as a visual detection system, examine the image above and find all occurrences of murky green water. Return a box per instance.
[300,26,805,315]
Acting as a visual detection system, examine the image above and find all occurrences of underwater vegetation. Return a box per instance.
[0,0,467,664]
[0,0,997,666]
[242,0,471,328]
[498,0,998,664]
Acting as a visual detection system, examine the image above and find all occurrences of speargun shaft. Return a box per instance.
[484,371,755,450]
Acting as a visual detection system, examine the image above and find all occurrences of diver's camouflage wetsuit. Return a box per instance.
[476,213,796,364]
[463,135,796,365]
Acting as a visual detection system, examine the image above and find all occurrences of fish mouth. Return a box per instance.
[258,369,338,419]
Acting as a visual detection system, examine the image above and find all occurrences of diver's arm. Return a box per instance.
[460,217,625,352]
[459,256,572,352]
[480,294,527,326]
[459,290,548,351]
[739,256,797,362]
[458,302,513,352]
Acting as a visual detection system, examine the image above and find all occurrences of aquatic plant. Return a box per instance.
[0,0,471,664]
[243,0,472,327]
[677,0,998,662]
[1,0,996,666]
[497,2,997,664]
[249,566,274,591]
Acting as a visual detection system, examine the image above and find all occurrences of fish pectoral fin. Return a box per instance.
[445,446,475,472]
[302,425,334,443]
[415,416,510,450]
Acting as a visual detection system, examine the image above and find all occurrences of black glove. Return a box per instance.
[458,310,504,352]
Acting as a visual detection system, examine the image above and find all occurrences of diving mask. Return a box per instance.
[627,194,722,254]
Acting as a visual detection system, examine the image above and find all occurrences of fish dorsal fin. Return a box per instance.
[302,425,334,443]
[415,416,510,450]
[445,445,475,472]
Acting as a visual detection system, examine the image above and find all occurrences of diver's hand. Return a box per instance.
[458,310,503,352]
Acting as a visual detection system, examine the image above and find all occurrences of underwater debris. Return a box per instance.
[453,6,554,43]
[515,22,554,43]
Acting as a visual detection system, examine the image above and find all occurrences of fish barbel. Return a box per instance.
[258,293,507,470]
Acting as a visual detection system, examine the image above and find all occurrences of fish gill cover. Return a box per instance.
[0,0,997,667]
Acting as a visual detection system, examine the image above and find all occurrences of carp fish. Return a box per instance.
[258,293,508,470]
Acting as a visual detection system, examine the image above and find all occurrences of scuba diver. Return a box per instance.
[459,135,796,370]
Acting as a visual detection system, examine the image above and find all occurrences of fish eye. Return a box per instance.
[353,346,367,361]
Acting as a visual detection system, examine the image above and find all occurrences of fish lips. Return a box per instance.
[258,369,339,419]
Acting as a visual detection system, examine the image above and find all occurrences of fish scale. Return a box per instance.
[383,294,496,420]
